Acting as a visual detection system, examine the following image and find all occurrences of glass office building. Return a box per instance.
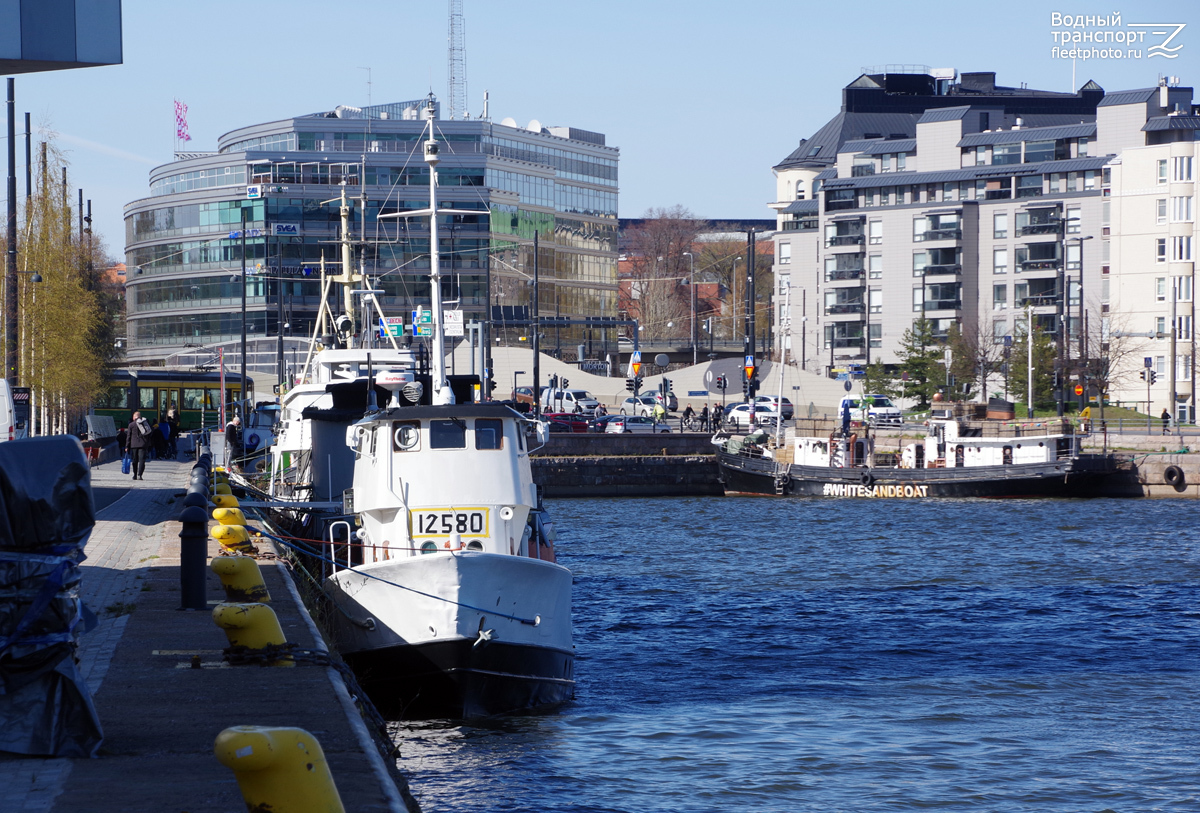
[123,96,619,366]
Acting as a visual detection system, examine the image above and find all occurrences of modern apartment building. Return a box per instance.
[771,68,1199,419]
[1107,86,1200,421]
[123,96,619,369]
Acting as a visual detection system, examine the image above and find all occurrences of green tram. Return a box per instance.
[94,369,251,431]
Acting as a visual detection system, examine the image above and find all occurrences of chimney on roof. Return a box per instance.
[960,72,997,92]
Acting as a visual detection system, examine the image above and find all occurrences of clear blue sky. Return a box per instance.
[5,0,1200,258]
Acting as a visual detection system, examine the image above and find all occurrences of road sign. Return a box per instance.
[630,350,642,377]
[380,317,405,338]
[444,310,464,337]
[1144,357,1153,368]
[744,355,756,378]
[1074,384,1084,396]
[246,185,263,199]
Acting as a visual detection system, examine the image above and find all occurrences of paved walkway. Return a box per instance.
[1,453,416,813]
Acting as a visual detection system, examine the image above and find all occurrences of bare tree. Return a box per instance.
[947,311,1007,400]
[625,207,700,340]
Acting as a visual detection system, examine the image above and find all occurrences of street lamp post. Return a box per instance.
[683,251,696,366]
[1073,234,1093,411]
[240,205,248,420]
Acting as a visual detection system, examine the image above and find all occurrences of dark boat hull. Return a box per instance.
[718,450,1118,499]
[343,638,575,720]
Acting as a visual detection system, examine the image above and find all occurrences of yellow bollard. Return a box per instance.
[212,507,247,526]
[211,556,271,603]
[211,493,240,509]
[214,482,233,495]
[211,524,255,553]
[211,602,293,666]
[214,726,345,813]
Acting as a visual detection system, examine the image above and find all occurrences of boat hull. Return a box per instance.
[718,450,1118,499]
[325,552,573,719]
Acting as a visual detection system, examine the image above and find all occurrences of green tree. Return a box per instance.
[861,359,900,401]
[1009,322,1056,410]
[895,319,943,408]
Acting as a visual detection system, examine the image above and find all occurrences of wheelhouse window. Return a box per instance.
[475,418,504,450]
[429,419,466,449]
[392,420,421,452]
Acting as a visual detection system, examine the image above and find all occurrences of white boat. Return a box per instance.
[314,97,573,717]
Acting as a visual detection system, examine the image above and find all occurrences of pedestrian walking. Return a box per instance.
[700,404,710,432]
[165,404,180,459]
[1161,408,1171,435]
[126,411,152,480]
[225,415,243,468]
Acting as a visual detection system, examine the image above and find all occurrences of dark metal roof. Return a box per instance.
[1143,115,1200,131]
[917,106,973,123]
[814,168,839,180]
[958,123,1096,147]
[781,200,818,214]
[841,138,917,155]
[774,111,920,169]
[822,156,1109,190]
[1096,88,1157,107]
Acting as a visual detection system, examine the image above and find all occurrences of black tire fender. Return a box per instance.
[860,470,874,486]
[1164,465,1185,488]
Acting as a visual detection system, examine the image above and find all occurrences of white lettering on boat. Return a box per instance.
[821,482,929,498]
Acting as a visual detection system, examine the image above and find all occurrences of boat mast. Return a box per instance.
[423,97,453,405]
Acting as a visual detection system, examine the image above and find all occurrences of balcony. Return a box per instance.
[851,164,876,177]
[922,299,963,312]
[1019,220,1062,236]
[985,189,1012,200]
[825,268,864,282]
[783,218,818,231]
[922,263,962,276]
[922,228,962,241]
[825,303,865,316]
[830,337,865,350]
[1020,259,1061,271]
[825,233,865,248]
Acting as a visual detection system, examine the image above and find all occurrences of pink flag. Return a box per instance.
[174,99,191,142]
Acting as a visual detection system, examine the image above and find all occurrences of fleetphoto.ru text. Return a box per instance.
[1050,12,1186,61]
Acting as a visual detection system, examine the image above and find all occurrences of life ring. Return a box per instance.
[860,470,874,486]
[1164,465,1185,488]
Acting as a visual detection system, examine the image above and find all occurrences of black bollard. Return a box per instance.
[179,504,210,610]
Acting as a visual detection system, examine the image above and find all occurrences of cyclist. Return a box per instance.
[681,403,696,430]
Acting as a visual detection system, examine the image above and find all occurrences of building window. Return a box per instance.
[869,254,883,279]
[1078,137,1089,157]
[993,143,1021,165]
[881,154,891,172]
[869,288,882,314]
[1084,170,1097,190]
[1171,236,1193,262]
[1157,277,1168,301]
[897,153,907,171]
[868,220,883,245]
[1173,156,1194,182]
[1157,198,1168,225]
[1016,175,1043,198]
[1156,355,1166,375]
[993,319,1008,344]
[1158,159,1169,185]
[913,251,928,277]
[994,212,1008,239]
[1177,355,1192,381]
[779,242,791,265]
[795,179,805,200]
[993,284,1008,310]
[1157,240,1168,264]
[1171,196,1194,223]
[1176,276,1193,302]
[1024,140,1055,163]
[1178,317,1193,342]
[1015,282,1029,306]
[912,287,924,312]
[1102,199,1111,225]
[993,247,1008,275]
[1066,206,1081,234]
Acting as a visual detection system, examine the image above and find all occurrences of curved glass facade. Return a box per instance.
[126,98,619,361]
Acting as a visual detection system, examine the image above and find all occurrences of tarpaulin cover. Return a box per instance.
[0,437,102,757]
[0,436,95,553]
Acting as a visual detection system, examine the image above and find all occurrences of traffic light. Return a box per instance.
[1149,370,1158,385]
[487,379,497,394]
[715,375,727,391]
[626,378,636,392]
[561,378,570,389]
[1140,369,1159,384]
[742,377,750,397]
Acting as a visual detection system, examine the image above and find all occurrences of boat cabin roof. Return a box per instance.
[369,403,525,422]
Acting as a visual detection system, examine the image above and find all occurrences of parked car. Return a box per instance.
[511,386,537,409]
[589,414,622,433]
[540,388,601,414]
[753,395,794,419]
[545,419,574,434]
[839,394,902,427]
[604,415,672,434]
[620,395,659,416]
[648,389,679,411]
[722,402,779,430]
[542,412,590,433]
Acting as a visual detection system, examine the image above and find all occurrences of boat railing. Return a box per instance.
[327,520,353,575]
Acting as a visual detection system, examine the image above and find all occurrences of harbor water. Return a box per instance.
[391,497,1200,812]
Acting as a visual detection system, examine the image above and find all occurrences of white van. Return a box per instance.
[540,387,601,414]
[0,380,23,442]
[838,394,903,427]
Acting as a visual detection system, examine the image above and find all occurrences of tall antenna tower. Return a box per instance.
[447,0,467,120]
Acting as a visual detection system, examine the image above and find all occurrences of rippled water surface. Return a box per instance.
[391,498,1200,812]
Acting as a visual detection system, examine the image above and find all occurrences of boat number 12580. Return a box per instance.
[413,509,489,537]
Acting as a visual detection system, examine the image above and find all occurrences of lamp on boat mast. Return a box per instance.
[424,96,453,405]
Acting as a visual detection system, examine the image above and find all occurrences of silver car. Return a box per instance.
[604,415,672,434]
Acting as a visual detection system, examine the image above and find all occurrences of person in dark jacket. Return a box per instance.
[1162,408,1171,435]
[127,411,152,480]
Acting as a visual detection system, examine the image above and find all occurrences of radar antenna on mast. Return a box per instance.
[447,0,468,120]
